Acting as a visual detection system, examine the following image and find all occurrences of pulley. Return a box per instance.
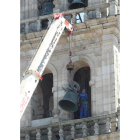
[66,60,74,71]
[39,0,55,16]
[59,90,78,112]
[69,0,87,9]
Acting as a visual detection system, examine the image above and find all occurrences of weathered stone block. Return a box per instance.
[73,23,87,30]
[95,67,102,76]
[26,32,35,39]
[96,93,103,101]
[22,44,32,50]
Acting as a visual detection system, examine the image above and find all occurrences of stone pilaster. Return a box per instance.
[36,129,41,140]
[105,118,111,133]
[94,120,99,135]
[48,127,53,140]
[82,122,88,137]
[109,0,118,16]
[89,79,96,116]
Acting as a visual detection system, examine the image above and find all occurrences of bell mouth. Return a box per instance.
[59,99,78,112]
[69,2,87,9]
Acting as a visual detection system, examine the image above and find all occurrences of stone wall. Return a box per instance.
[20,15,120,128]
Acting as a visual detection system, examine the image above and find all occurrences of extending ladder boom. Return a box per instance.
[20,13,73,119]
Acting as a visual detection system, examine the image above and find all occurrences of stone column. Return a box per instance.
[25,131,30,140]
[48,127,53,140]
[71,123,75,139]
[84,9,88,21]
[95,8,101,19]
[36,129,41,140]
[94,120,99,135]
[25,22,29,33]
[37,20,41,32]
[71,12,76,24]
[53,0,61,13]
[59,125,64,140]
[89,80,96,116]
[52,108,60,124]
[109,0,118,16]
[105,118,111,133]
[82,122,88,137]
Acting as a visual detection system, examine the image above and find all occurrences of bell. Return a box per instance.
[59,91,78,112]
[40,0,55,16]
[69,0,87,9]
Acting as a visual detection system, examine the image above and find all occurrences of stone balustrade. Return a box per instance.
[20,2,120,34]
[20,112,120,140]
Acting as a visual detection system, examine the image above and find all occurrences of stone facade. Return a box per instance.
[20,0,120,139]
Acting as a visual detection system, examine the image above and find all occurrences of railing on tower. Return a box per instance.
[20,2,120,34]
[20,111,120,140]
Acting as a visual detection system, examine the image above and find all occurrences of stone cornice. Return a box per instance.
[20,40,119,61]
[20,16,120,53]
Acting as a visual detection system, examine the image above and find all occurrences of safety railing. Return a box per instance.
[20,2,119,34]
[20,112,120,140]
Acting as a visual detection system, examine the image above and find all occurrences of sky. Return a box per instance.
[76,12,84,23]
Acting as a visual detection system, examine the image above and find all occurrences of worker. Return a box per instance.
[79,89,88,118]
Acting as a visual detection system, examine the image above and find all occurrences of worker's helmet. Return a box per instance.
[82,89,86,92]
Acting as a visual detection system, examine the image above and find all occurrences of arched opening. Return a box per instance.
[32,73,53,120]
[73,67,91,119]
[62,56,95,119]
[40,73,53,118]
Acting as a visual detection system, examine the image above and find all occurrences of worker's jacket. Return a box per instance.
[79,93,88,104]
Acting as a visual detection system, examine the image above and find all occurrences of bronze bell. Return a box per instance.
[69,0,87,9]
[59,91,78,112]
[39,0,55,16]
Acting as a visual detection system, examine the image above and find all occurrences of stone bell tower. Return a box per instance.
[20,0,120,140]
